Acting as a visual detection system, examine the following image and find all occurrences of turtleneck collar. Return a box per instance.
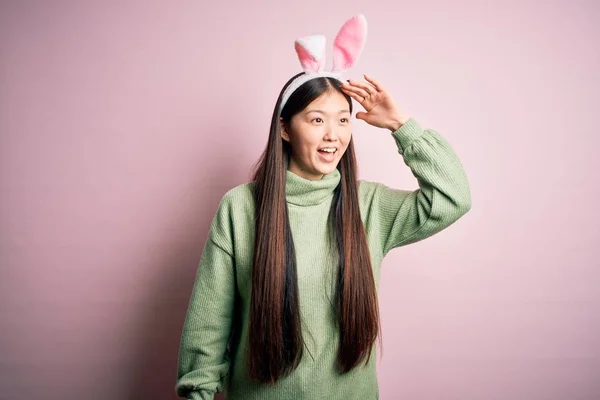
[285,168,341,206]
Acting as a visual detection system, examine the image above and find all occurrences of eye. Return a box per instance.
[312,117,323,123]
[340,118,349,123]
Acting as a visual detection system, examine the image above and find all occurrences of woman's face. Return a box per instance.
[280,90,352,181]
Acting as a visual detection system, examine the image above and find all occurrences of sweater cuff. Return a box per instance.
[188,390,215,400]
[390,117,424,154]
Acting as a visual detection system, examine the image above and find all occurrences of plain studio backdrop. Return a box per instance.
[1,1,598,399]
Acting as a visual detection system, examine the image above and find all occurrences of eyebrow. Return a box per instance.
[306,109,350,115]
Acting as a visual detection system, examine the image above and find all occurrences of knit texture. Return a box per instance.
[175,118,471,400]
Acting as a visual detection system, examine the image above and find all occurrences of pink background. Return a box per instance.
[1,1,599,399]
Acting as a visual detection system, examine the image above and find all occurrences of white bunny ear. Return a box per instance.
[332,14,368,73]
[294,34,326,73]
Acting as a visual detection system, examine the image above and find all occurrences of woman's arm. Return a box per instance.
[361,117,471,256]
[175,197,236,400]
[342,75,471,256]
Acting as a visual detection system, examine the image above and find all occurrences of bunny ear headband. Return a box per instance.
[279,14,368,113]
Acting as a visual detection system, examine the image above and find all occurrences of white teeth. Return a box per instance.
[319,148,336,153]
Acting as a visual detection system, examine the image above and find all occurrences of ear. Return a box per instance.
[294,34,326,73]
[332,14,368,73]
[280,118,290,142]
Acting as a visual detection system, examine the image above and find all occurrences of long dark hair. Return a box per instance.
[248,72,382,384]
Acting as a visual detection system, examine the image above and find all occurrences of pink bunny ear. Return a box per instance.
[294,34,326,73]
[331,14,368,73]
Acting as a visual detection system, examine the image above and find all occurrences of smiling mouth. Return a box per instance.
[317,148,338,154]
[317,148,338,164]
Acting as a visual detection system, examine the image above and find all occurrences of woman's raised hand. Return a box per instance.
[341,74,411,132]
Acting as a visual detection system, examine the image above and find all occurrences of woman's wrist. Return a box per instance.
[387,115,411,132]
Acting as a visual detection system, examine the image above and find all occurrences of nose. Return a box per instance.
[324,126,339,142]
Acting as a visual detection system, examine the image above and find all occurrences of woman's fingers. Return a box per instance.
[341,87,365,104]
[345,79,377,96]
[341,74,386,108]
[363,74,383,92]
[341,82,371,99]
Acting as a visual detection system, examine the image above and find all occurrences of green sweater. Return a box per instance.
[175,118,471,400]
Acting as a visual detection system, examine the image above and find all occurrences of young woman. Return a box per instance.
[176,15,471,400]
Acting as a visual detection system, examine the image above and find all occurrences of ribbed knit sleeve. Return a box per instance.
[175,195,236,400]
[361,117,472,256]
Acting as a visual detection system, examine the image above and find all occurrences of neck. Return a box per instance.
[287,158,325,181]
[285,168,341,206]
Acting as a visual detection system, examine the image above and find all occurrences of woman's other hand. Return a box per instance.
[341,74,411,132]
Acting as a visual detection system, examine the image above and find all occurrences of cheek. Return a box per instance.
[290,136,319,156]
[305,140,321,154]
[341,131,352,147]
[295,133,321,153]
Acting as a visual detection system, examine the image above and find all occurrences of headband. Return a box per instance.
[279,14,368,113]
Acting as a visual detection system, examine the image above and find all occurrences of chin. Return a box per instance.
[316,163,339,175]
